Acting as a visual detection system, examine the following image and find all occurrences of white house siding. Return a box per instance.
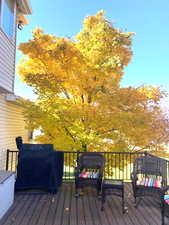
[0,94,29,170]
[0,15,16,93]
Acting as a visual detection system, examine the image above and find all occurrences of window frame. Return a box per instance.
[0,0,15,40]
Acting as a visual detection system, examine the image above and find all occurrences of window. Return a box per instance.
[0,0,14,38]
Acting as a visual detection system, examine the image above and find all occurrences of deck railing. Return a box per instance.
[6,150,169,182]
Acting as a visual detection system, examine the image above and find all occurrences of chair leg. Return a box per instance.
[97,186,101,197]
[135,197,143,208]
[133,190,139,208]
[75,192,80,197]
[101,190,106,211]
[75,181,80,197]
[134,196,137,207]
[122,188,125,213]
[161,207,165,225]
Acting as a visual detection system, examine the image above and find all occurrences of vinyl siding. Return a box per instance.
[0,94,29,170]
[0,0,30,169]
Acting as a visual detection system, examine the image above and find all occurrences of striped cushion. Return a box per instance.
[79,171,99,178]
[164,195,169,204]
[136,178,161,188]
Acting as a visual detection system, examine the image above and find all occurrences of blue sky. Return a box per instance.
[15,0,169,107]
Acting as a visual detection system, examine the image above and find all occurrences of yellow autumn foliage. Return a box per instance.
[17,11,169,153]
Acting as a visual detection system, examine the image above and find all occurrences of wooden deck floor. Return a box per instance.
[0,183,167,225]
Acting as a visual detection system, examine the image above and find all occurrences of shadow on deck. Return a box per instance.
[0,183,167,225]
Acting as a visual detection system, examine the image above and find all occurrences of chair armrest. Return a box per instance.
[161,186,169,207]
[161,178,168,188]
[131,172,137,180]
[74,166,82,178]
[161,186,169,195]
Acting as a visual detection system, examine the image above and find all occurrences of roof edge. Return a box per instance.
[17,0,32,15]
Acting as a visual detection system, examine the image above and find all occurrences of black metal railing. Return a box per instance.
[6,150,148,181]
[64,151,148,181]
[6,150,169,182]
[6,149,19,171]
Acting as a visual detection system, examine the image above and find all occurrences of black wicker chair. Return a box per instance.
[75,152,105,197]
[131,153,167,207]
[161,186,169,225]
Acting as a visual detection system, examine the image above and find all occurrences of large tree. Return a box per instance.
[18,11,169,152]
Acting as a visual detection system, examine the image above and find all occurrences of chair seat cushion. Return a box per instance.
[79,171,99,178]
[136,178,161,188]
[164,195,169,204]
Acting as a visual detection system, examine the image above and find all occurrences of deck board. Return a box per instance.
[0,183,168,225]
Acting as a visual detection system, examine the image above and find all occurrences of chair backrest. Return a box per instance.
[77,152,105,171]
[133,154,167,180]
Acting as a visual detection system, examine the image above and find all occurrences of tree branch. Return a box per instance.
[63,126,76,143]
[62,87,70,99]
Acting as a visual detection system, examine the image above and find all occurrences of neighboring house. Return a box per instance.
[0,0,32,169]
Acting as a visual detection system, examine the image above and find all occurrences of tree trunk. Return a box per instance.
[82,143,87,152]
